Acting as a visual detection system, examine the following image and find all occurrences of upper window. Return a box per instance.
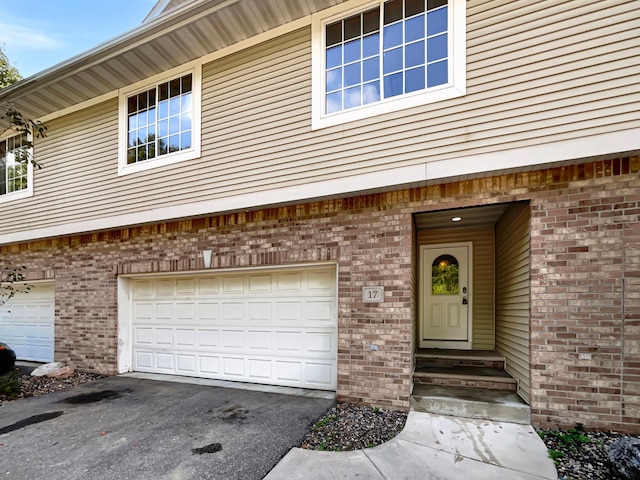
[312,0,465,129]
[0,133,32,202]
[119,66,201,175]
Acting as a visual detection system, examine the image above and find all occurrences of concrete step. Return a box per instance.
[415,352,506,369]
[411,384,531,425]
[413,365,518,391]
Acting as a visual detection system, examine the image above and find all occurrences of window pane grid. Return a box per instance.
[324,0,448,115]
[0,134,29,196]
[127,74,193,165]
[325,8,381,114]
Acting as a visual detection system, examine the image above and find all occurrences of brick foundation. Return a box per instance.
[1,156,639,431]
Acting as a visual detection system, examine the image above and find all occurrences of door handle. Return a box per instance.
[462,297,468,305]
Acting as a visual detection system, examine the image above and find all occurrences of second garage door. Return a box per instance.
[0,283,55,362]
[131,266,337,390]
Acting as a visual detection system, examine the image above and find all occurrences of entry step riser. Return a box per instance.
[413,374,518,391]
[415,357,505,369]
[411,395,531,425]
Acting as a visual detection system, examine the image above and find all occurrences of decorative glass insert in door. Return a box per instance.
[431,254,458,294]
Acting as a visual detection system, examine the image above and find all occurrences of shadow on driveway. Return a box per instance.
[0,376,334,480]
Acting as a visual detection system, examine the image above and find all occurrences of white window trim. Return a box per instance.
[311,0,466,130]
[0,131,34,204]
[117,62,202,176]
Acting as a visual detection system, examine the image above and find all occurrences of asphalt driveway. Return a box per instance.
[0,375,334,480]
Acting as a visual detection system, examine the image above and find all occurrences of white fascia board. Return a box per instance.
[2,128,639,246]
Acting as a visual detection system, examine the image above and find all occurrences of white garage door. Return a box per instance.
[0,283,55,362]
[131,267,337,390]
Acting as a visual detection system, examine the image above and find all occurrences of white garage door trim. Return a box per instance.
[0,281,55,362]
[118,264,337,390]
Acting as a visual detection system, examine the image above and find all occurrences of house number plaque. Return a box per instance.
[362,286,384,303]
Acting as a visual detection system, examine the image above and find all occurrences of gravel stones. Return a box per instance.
[608,437,640,480]
[301,402,407,451]
[0,368,103,403]
[538,428,640,480]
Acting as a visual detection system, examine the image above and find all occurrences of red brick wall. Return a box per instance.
[2,156,639,431]
[2,202,415,409]
[528,161,640,433]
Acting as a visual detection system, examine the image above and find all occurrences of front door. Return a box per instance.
[420,243,472,349]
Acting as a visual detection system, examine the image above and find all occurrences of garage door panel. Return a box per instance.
[247,330,271,350]
[155,280,175,296]
[0,284,55,362]
[134,303,154,322]
[155,303,173,321]
[133,280,153,297]
[223,277,244,294]
[199,329,219,347]
[176,303,196,320]
[275,272,302,291]
[222,303,243,321]
[275,331,301,352]
[176,354,196,373]
[248,358,272,379]
[156,353,174,370]
[176,329,196,346]
[199,355,220,374]
[305,332,333,354]
[135,327,154,344]
[222,330,244,349]
[304,362,335,387]
[198,278,219,294]
[248,302,271,321]
[135,351,154,369]
[249,275,271,293]
[156,328,174,345]
[276,361,302,382]
[176,279,196,295]
[131,267,336,390]
[307,302,333,322]
[276,302,301,321]
[198,303,218,320]
[223,357,245,376]
[307,271,334,291]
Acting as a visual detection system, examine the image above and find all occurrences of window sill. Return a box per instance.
[0,188,33,204]
[311,83,465,130]
[117,147,201,176]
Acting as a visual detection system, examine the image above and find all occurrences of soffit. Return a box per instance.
[0,0,345,120]
[415,204,513,230]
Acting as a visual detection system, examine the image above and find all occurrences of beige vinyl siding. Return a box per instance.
[495,203,531,403]
[418,226,494,350]
[2,0,639,236]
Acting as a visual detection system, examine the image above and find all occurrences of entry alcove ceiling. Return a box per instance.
[0,0,347,120]
[415,203,513,231]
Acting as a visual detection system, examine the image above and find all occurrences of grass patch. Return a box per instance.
[313,415,337,431]
[544,423,591,451]
[548,449,564,464]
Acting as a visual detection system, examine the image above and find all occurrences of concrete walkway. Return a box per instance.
[265,411,558,480]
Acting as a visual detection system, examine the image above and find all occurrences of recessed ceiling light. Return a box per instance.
[451,216,462,222]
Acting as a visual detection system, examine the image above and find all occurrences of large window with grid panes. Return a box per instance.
[118,66,201,175]
[312,0,465,129]
[0,133,32,202]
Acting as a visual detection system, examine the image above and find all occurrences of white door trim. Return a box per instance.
[419,242,473,350]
